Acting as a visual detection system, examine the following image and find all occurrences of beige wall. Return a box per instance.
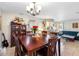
[53,21,63,32]
[0,16,1,30]
[0,10,2,30]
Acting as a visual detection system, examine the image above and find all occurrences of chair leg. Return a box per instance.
[33,51,37,56]
[55,48,57,56]
[55,51,57,56]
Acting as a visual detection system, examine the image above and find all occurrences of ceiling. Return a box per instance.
[0,2,79,21]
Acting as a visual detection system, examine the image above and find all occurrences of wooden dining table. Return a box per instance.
[19,34,61,56]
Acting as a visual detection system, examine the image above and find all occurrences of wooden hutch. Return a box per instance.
[10,17,26,47]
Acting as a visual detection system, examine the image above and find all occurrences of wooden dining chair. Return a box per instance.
[36,37,58,56]
[42,31,47,36]
[49,32,58,37]
[14,36,22,56]
[42,31,47,40]
[26,31,33,36]
[50,32,58,35]
[12,33,26,56]
[47,37,58,56]
[19,34,28,55]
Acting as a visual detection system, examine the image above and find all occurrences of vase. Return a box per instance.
[32,28,38,35]
[33,30,36,35]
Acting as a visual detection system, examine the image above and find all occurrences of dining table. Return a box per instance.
[19,34,61,56]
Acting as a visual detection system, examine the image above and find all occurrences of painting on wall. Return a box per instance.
[72,22,78,28]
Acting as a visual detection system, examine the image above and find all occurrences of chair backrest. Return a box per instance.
[26,31,33,36]
[50,32,57,35]
[47,37,57,56]
[42,31,47,33]
[13,34,21,56]
[42,31,47,37]
[49,32,58,37]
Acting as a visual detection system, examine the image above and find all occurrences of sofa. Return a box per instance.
[58,31,79,40]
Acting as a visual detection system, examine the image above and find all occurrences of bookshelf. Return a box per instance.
[10,17,26,47]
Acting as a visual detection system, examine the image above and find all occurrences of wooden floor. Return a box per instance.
[61,39,79,56]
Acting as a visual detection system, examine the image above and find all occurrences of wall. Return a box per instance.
[53,21,63,32]
[0,10,2,30]
[0,16,1,47]
[28,19,43,31]
[63,20,79,31]
[0,16,1,30]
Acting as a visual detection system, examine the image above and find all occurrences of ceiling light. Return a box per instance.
[26,2,42,16]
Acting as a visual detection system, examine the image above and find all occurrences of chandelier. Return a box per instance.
[26,2,42,16]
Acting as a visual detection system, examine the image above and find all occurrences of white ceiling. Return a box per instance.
[0,2,79,21]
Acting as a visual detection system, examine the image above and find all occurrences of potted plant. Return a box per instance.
[32,26,38,34]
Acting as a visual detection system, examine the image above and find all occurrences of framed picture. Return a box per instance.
[72,22,78,28]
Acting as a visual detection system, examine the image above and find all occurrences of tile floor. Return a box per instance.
[61,38,79,56]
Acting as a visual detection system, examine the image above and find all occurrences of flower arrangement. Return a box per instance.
[32,26,38,34]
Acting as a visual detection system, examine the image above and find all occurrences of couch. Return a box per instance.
[58,31,79,40]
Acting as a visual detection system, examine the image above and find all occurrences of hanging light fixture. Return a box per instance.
[26,2,42,16]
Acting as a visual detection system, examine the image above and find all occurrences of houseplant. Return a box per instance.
[32,26,38,34]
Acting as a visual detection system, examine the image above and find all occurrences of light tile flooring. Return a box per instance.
[61,38,79,56]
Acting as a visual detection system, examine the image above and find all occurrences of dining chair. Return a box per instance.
[42,31,47,40]
[14,36,22,56]
[19,34,28,55]
[49,32,58,37]
[13,33,26,56]
[26,31,33,36]
[47,37,57,56]
[42,31,47,36]
[36,37,58,56]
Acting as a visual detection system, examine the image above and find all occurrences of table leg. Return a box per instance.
[28,51,33,56]
[28,51,37,56]
[58,39,60,56]
[33,51,37,56]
